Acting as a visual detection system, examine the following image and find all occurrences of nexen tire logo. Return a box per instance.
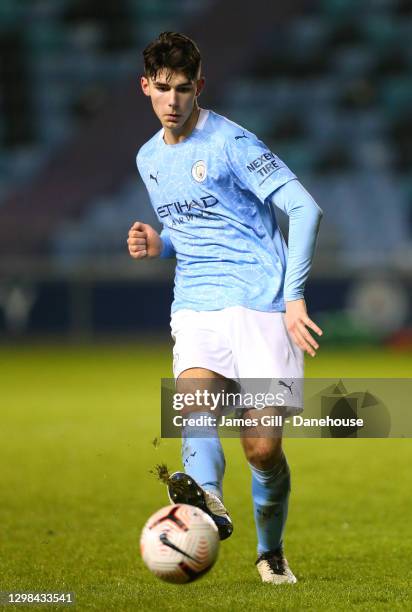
[247,151,280,177]
[157,195,218,219]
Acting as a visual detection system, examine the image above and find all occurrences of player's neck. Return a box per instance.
[163,105,200,145]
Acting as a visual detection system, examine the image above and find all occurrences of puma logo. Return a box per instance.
[183,451,197,466]
[279,380,294,395]
[235,131,248,140]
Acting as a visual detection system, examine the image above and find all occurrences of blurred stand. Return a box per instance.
[0,0,411,343]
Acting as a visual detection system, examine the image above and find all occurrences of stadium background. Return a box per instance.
[1,1,411,610]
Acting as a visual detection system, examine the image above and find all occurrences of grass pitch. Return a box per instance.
[0,343,411,610]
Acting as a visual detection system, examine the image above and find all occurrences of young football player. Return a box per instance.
[128,32,323,584]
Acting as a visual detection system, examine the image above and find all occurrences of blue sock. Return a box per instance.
[181,412,225,499]
[250,452,291,554]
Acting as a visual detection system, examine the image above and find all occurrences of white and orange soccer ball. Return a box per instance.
[140,504,220,583]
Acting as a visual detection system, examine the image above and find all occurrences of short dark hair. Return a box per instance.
[143,32,201,81]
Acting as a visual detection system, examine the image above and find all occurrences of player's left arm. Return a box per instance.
[223,134,323,355]
[269,179,323,357]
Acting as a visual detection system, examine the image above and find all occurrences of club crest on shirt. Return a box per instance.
[191,160,207,183]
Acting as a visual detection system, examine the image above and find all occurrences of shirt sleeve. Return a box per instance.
[160,226,175,259]
[224,132,296,202]
[269,179,323,301]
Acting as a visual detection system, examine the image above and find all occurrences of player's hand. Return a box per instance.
[285,298,323,357]
[127,222,162,259]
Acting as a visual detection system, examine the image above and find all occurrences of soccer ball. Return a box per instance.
[140,504,219,583]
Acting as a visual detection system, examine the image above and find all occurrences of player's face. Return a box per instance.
[141,69,204,132]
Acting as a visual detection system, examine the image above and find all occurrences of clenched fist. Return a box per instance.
[127,222,162,259]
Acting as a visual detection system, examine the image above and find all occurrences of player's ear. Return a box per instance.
[195,76,205,98]
[141,75,151,97]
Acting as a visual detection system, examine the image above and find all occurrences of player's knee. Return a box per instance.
[243,439,282,470]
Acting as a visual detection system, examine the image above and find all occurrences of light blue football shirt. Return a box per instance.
[136,109,306,313]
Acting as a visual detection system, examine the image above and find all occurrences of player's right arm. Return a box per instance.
[133,144,176,259]
[127,222,175,259]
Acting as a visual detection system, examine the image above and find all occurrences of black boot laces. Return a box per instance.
[256,549,286,575]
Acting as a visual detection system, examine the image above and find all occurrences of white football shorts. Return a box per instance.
[170,306,304,414]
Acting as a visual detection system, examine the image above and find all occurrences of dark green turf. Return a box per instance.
[0,344,411,610]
